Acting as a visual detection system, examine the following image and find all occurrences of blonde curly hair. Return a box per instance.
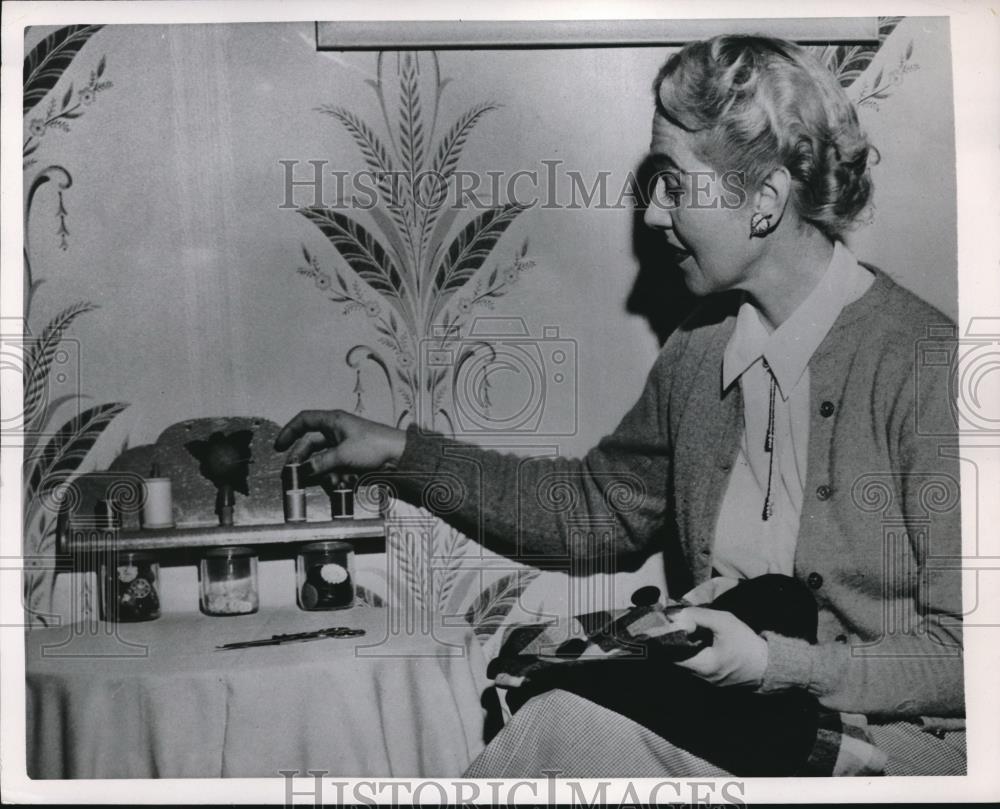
[654,35,875,240]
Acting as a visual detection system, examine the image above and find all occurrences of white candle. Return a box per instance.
[142,478,174,529]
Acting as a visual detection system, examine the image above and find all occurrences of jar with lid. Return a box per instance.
[296,541,355,610]
[100,551,161,622]
[200,546,259,616]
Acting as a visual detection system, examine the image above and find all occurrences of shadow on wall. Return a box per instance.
[626,154,697,347]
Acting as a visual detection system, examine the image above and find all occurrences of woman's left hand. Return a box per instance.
[672,607,769,688]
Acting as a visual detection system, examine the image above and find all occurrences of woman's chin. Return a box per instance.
[677,257,705,294]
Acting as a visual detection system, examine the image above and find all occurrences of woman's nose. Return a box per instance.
[643,200,672,231]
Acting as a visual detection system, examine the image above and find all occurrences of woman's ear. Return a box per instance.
[752,166,792,225]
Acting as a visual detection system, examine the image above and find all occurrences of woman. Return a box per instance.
[275,35,964,776]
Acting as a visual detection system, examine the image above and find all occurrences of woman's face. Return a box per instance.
[643,112,758,297]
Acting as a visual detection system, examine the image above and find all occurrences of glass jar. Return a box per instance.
[296,541,355,610]
[200,546,259,616]
[100,551,161,622]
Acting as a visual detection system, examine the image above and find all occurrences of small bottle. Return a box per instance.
[100,551,161,622]
[296,541,355,610]
[200,546,259,616]
[216,485,236,527]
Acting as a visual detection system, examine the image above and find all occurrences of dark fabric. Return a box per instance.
[505,574,821,777]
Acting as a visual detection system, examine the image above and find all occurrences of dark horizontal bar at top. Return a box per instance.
[316,18,880,50]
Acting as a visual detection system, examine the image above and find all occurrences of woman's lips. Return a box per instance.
[665,240,691,262]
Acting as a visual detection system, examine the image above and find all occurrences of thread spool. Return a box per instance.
[282,463,307,523]
[94,498,122,530]
[332,483,354,519]
[141,478,174,529]
[284,490,307,523]
[282,463,303,492]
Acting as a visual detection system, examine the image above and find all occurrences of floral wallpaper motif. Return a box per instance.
[813,16,919,110]
[22,25,127,627]
[23,25,113,175]
[292,51,540,637]
[295,52,535,431]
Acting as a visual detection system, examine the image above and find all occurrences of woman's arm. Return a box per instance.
[385,336,686,564]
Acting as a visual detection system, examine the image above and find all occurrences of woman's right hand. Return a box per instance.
[273,409,407,486]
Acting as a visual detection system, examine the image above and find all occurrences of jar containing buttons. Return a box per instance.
[100,551,161,622]
[296,541,355,610]
[200,546,260,616]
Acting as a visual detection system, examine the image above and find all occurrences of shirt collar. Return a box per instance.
[722,241,872,398]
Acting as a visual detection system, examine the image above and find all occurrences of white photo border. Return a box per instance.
[2,0,998,804]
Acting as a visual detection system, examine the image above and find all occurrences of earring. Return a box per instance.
[749,212,773,238]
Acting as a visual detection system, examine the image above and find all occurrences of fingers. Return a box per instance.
[671,607,718,676]
[494,673,526,689]
[666,608,698,634]
[676,606,732,633]
[670,607,768,687]
[274,410,343,451]
[304,447,343,478]
[285,432,330,465]
[674,646,717,677]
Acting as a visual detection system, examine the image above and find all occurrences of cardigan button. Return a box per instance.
[807,572,824,589]
[819,401,835,418]
[816,484,833,501]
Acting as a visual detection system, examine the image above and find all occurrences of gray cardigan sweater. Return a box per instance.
[394,270,964,720]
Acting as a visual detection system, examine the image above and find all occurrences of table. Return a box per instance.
[25,607,491,779]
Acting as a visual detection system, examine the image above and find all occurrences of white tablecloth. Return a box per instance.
[26,607,490,778]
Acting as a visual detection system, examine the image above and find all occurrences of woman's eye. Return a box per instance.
[653,175,683,207]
